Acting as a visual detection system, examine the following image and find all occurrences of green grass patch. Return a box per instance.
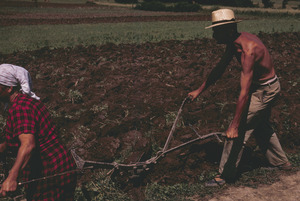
[143,151,300,201]
[1,19,299,54]
[145,170,218,201]
[74,170,131,201]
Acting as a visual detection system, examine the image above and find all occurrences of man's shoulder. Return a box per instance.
[235,32,265,52]
[240,32,256,37]
[241,32,262,43]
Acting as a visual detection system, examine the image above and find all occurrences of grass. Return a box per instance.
[64,148,300,200]
[1,18,299,54]
[144,170,219,201]
[143,158,300,201]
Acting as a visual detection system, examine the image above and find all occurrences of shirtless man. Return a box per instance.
[188,9,291,186]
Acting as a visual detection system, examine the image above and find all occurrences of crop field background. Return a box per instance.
[0,0,299,200]
[1,0,299,54]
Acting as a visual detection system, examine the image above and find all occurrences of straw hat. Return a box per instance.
[205,9,242,29]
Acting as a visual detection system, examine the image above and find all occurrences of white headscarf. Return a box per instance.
[0,64,40,100]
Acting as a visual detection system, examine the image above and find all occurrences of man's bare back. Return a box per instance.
[233,32,276,82]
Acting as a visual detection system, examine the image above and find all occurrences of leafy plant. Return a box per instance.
[287,152,300,167]
[90,104,108,115]
[74,170,131,201]
[165,111,185,128]
[0,115,6,134]
[69,89,83,104]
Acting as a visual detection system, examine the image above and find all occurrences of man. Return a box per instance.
[188,9,291,186]
[0,64,77,200]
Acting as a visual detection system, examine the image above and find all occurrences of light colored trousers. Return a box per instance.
[219,79,289,180]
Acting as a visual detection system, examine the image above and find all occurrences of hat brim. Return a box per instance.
[205,20,242,29]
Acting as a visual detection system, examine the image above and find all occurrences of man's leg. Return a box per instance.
[218,89,260,181]
[218,135,245,178]
[218,84,273,182]
[255,129,289,167]
[253,81,290,168]
[266,133,290,166]
[205,129,249,186]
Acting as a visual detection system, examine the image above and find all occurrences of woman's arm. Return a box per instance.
[0,134,35,197]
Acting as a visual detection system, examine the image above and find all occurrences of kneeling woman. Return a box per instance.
[0,64,77,200]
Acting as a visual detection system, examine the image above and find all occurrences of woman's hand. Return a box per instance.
[0,142,7,153]
[0,177,18,197]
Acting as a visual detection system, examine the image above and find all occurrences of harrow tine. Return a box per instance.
[71,149,86,170]
[215,135,223,142]
[189,124,202,137]
[214,134,223,143]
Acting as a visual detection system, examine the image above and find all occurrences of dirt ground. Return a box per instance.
[0,1,299,200]
[204,170,300,201]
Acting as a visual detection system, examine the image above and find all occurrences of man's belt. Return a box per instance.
[253,75,278,86]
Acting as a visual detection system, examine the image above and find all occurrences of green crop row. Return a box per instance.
[1,19,299,54]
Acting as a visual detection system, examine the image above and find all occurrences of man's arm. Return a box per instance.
[188,45,234,100]
[226,47,255,138]
[0,134,35,197]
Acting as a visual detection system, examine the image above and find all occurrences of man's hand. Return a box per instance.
[226,125,239,139]
[0,178,17,197]
[188,90,201,101]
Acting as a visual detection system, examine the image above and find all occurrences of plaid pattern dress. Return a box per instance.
[4,94,77,201]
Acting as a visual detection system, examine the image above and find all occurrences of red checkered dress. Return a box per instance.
[4,94,77,200]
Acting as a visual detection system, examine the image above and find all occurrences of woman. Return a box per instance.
[0,64,77,200]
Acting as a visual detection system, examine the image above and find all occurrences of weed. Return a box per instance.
[287,152,300,166]
[215,102,228,113]
[49,110,61,119]
[58,91,66,97]
[145,181,217,201]
[75,170,130,201]
[165,111,185,128]
[0,114,6,135]
[115,146,133,164]
[90,104,108,115]
[69,89,83,104]
[236,167,279,188]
